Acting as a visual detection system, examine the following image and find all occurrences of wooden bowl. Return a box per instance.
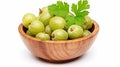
[18,20,99,62]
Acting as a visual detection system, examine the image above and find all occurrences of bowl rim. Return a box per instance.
[18,20,99,43]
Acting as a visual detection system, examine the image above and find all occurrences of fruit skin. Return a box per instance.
[68,25,83,39]
[83,30,91,36]
[40,7,48,13]
[51,29,68,41]
[45,25,52,35]
[37,16,40,20]
[83,16,93,30]
[49,16,66,30]
[39,7,53,26]
[22,13,37,28]
[26,30,33,36]
[28,20,44,35]
[36,32,50,40]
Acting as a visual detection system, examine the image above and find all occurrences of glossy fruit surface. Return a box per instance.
[39,7,53,26]
[22,13,36,28]
[51,29,68,40]
[45,25,52,35]
[36,32,50,40]
[68,25,83,39]
[83,30,91,36]
[83,16,93,30]
[40,7,48,13]
[28,20,44,35]
[49,16,66,30]
[26,30,33,36]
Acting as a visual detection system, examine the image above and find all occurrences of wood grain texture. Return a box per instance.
[18,20,99,62]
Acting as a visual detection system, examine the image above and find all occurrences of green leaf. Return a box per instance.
[78,0,90,11]
[72,0,90,17]
[74,16,84,26]
[67,0,89,27]
[48,1,69,17]
[48,0,90,28]
[65,15,84,28]
[79,11,89,17]
[66,15,75,27]
[71,4,78,16]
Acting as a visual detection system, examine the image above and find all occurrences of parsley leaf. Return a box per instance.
[65,15,75,27]
[66,15,84,28]
[48,1,69,17]
[66,0,90,27]
[72,0,90,17]
[48,0,90,28]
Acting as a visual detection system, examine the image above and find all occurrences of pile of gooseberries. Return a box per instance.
[22,7,93,41]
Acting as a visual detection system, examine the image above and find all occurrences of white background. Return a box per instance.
[0,0,120,67]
